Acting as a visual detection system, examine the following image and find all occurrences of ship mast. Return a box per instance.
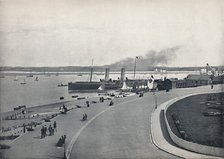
[133,56,140,79]
[90,59,94,82]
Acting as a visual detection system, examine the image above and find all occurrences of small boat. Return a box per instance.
[14,76,18,81]
[34,76,39,81]
[27,74,33,78]
[77,73,82,76]
[20,79,26,85]
[44,71,51,77]
[96,73,104,75]
[0,75,5,78]
[27,70,33,77]
[57,83,68,87]
[14,105,26,111]
[77,97,86,100]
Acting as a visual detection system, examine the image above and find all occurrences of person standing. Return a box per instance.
[23,124,26,133]
[53,121,57,132]
[41,126,44,138]
[82,114,85,121]
[48,125,53,136]
[86,101,90,107]
[44,125,47,137]
[62,104,68,113]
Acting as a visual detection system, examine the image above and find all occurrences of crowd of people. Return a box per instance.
[56,135,66,147]
[41,99,115,139]
[41,121,57,138]
[99,97,104,103]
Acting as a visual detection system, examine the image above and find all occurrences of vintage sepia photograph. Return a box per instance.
[0,0,223,158]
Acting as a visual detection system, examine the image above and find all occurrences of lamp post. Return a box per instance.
[153,92,157,109]
[63,135,67,159]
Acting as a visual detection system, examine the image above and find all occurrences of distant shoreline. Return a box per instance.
[0,70,199,76]
[1,65,223,72]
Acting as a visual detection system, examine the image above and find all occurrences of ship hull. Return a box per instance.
[68,81,123,92]
[68,80,149,92]
[68,82,101,92]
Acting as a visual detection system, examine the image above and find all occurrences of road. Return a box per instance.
[69,85,223,159]
[69,87,208,159]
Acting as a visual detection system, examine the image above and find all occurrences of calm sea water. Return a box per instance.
[0,71,198,113]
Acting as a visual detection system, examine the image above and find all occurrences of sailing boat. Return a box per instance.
[35,76,39,81]
[121,81,132,92]
[147,76,157,90]
[45,72,51,77]
[27,70,33,77]
[98,83,105,93]
[20,79,26,85]
[147,79,154,90]
[14,76,18,81]
[44,70,51,77]
[77,73,83,76]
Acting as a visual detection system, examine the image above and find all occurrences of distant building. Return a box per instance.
[170,74,223,89]
[185,74,211,87]
[170,79,187,88]
[200,68,207,74]
[213,75,224,84]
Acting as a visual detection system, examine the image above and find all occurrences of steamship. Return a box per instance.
[68,68,124,92]
[68,68,151,92]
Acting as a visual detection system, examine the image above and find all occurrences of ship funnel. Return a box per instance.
[105,68,110,81]
[120,68,125,81]
[90,67,93,82]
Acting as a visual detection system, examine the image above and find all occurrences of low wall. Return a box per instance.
[164,92,224,157]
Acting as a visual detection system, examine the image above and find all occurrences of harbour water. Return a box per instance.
[0,71,198,113]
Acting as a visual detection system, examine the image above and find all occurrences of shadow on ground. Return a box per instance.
[160,110,178,147]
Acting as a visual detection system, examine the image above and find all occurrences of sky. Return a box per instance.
[0,0,223,67]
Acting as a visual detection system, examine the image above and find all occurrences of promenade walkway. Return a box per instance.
[1,94,137,159]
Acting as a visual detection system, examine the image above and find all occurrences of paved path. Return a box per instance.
[1,94,139,159]
[1,98,112,159]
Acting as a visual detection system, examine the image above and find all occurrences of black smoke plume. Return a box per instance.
[109,46,180,70]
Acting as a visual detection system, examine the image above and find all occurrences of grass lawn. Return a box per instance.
[166,92,224,148]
